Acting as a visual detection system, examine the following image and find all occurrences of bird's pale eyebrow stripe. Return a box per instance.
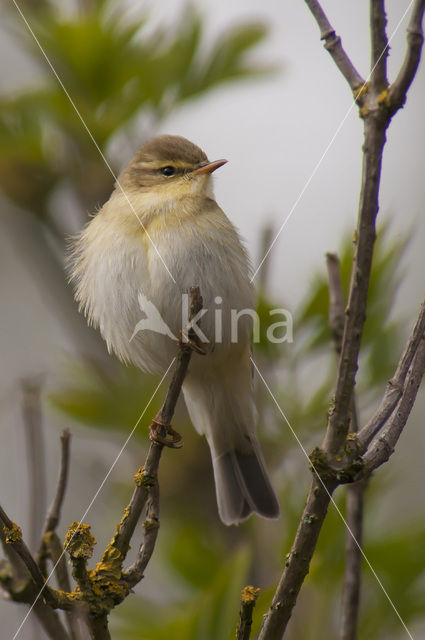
[135,160,194,170]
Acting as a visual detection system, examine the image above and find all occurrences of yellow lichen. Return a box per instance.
[133,467,145,486]
[241,585,260,603]
[97,546,124,580]
[134,467,155,489]
[64,522,95,560]
[377,88,391,108]
[3,522,22,544]
[353,82,370,100]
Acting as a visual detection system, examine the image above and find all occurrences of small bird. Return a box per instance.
[69,135,280,525]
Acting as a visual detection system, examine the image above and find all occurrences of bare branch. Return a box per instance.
[111,286,204,562]
[38,429,71,582]
[362,336,425,473]
[326,253,365,640]
[43,532,87,640]
[304,0,365,92]
[124,482,160,588]
[257,224,275,293]
[326,253,345,352]
[21,379,46,552]
[339,481,366,640]
[0,505,55,606]
[258,3,425,638]
[258,476,335,639]
[357,298,425,449]
[64,522,94,594]
[323,121,387,456]
[389,0,425,111]
[31,600,71,640]
[0,516,27,583]
[236,586,260,640]
[43,430,71,536]
[87,613,111,640]
[370,0,389,90]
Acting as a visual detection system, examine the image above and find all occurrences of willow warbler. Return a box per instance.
[69,135,279,525]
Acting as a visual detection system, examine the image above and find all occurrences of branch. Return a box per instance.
[0,505,55,606]
[362,336,425,473]
[64,522,95,594]
[236,586,260,640]
[370,0,389,90]
[38,429,71,581]
[258,475,336,639]
[357,298,425,449]
[0,514,27,583]
[44,531,87,640]
[339,480,366,640]
[43,429,71,536]
[304,0,365,92]
[326,253,345,352]
[124,482,160,588]
[258,3,425,637]
[111,286,204,562]
[21,379,46,552]
[326,253,365,640]
[389,0,425,111]
[87,613,111,640]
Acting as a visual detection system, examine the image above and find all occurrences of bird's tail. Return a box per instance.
[183,367,280,526]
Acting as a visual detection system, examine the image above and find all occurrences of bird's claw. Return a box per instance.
[149,418,183,449]
[179,329,207,355]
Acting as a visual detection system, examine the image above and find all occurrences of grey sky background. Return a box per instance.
[0,2,424,638]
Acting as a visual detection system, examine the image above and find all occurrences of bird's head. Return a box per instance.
[118,135,227,202]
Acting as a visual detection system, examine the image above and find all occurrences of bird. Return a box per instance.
[68,134,280,525]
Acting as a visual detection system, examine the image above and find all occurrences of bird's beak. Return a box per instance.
[192,159,228,176]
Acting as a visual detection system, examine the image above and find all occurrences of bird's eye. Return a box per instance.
[160,166,176,177]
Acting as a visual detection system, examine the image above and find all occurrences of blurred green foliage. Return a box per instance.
[0,0,272,219]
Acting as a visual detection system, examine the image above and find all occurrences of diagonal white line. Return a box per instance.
[250,356,414,640]
[251,1,414,283]
[12,358,176,640]
[11,0,176,284]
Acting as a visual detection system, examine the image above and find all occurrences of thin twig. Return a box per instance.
[340,480,366,640]
[357,298,425,450]
[258,476,336,639]
[370,0,388,90]
[112,286,204,562]
[38,429,71,581]
[389,0,425,111]
[257,224,275,293]
[43,429,71,536]
[124,482,160,588]
[31,600,70,640]
[21,379,46,553]
[326,253,345,352]
[0,512,27,582]
[0,505,55,606]
[304,0,365,92]
[64,522,95,594]
[362,337,425,473]
[322,118,386,456]
[44,531,86,640]
[326,253,365,640]
[236,586,260,640]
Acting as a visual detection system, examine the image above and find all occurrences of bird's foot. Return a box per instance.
[149,418,183,449]
[179,329,207,355]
